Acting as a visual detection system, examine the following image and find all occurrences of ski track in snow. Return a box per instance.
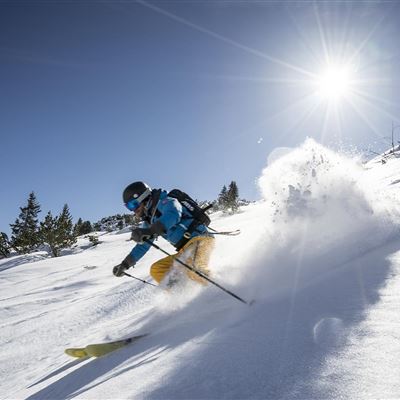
[2,139,400,399]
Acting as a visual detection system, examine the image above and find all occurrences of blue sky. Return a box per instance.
[1,1,400,234]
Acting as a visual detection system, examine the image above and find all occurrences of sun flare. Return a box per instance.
[317,64,354,101]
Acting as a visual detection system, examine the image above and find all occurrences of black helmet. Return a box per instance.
[123,181,152,211]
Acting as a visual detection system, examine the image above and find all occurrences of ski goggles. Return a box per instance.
[125,198,141,212]
[124,188,151,212]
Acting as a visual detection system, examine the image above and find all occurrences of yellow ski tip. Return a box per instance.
[65,348,90,358]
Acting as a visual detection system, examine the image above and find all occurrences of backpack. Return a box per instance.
[167,189,211,226]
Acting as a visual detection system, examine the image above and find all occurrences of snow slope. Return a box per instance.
[2,138,400,399]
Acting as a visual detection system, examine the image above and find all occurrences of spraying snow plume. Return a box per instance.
[226,139,400,300]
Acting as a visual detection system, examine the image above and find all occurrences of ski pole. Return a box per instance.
[123,272,158,288]
[144,239,249,305]
[208,227,241,236]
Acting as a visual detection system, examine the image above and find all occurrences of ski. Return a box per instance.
[65,334,147,358]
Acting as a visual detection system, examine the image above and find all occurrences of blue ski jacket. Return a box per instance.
[130,190,211,262]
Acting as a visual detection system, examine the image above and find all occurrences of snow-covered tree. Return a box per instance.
[227,181,240,213]
[39,205,77,257]
[93,222,102,232]
[0,232,11,258]
[39,211,60,257]
[124,214,134,225]
[218,185,229,211]
[217,182,240,214]
[74,218,93,236]
[57,204,77,250]
[80,221,93,235]
[73,218,83,237]
[88,234,100,246]
[10,192,41,253]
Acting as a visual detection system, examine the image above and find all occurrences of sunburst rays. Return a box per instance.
[136,0,394,147]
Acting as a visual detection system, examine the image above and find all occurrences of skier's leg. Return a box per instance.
[180,237,215,285]
[150,255,175,283]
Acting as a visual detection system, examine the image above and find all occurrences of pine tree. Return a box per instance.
[218,185,229,211]
[39,205,77,257]
[10,192,41,253]
[57,204,77,250]
[227,181,240,214]
[0,232,11,258]
[74,218,93,236]
[88,234,100,246]
[93,222,102,232]
[39,211,60,257]
[124,214,135,226]
[80,221,92,235]
[73,218,83,237]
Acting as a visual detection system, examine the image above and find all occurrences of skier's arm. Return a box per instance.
[130,240,152,262]
[113,252,136,277]
[114,198,182,277]
[129,220,154,262]
[113,221,153,277]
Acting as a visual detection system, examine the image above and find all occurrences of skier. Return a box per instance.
[113,182,215,285]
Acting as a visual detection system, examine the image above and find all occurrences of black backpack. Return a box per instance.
[168,189,211,226]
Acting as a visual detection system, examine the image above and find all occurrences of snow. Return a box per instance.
[2,138,400,399]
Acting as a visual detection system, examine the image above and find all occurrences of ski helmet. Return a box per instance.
[123,181,152,211]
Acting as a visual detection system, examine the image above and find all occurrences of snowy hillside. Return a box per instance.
[2,139,400,399]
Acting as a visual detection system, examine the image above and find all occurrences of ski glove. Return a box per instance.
[131,221,166,243]
[113,254,136,277]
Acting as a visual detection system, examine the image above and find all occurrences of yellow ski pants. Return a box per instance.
[150,236,215,285]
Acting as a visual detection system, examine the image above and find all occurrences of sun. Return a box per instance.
[316,64,354,101]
